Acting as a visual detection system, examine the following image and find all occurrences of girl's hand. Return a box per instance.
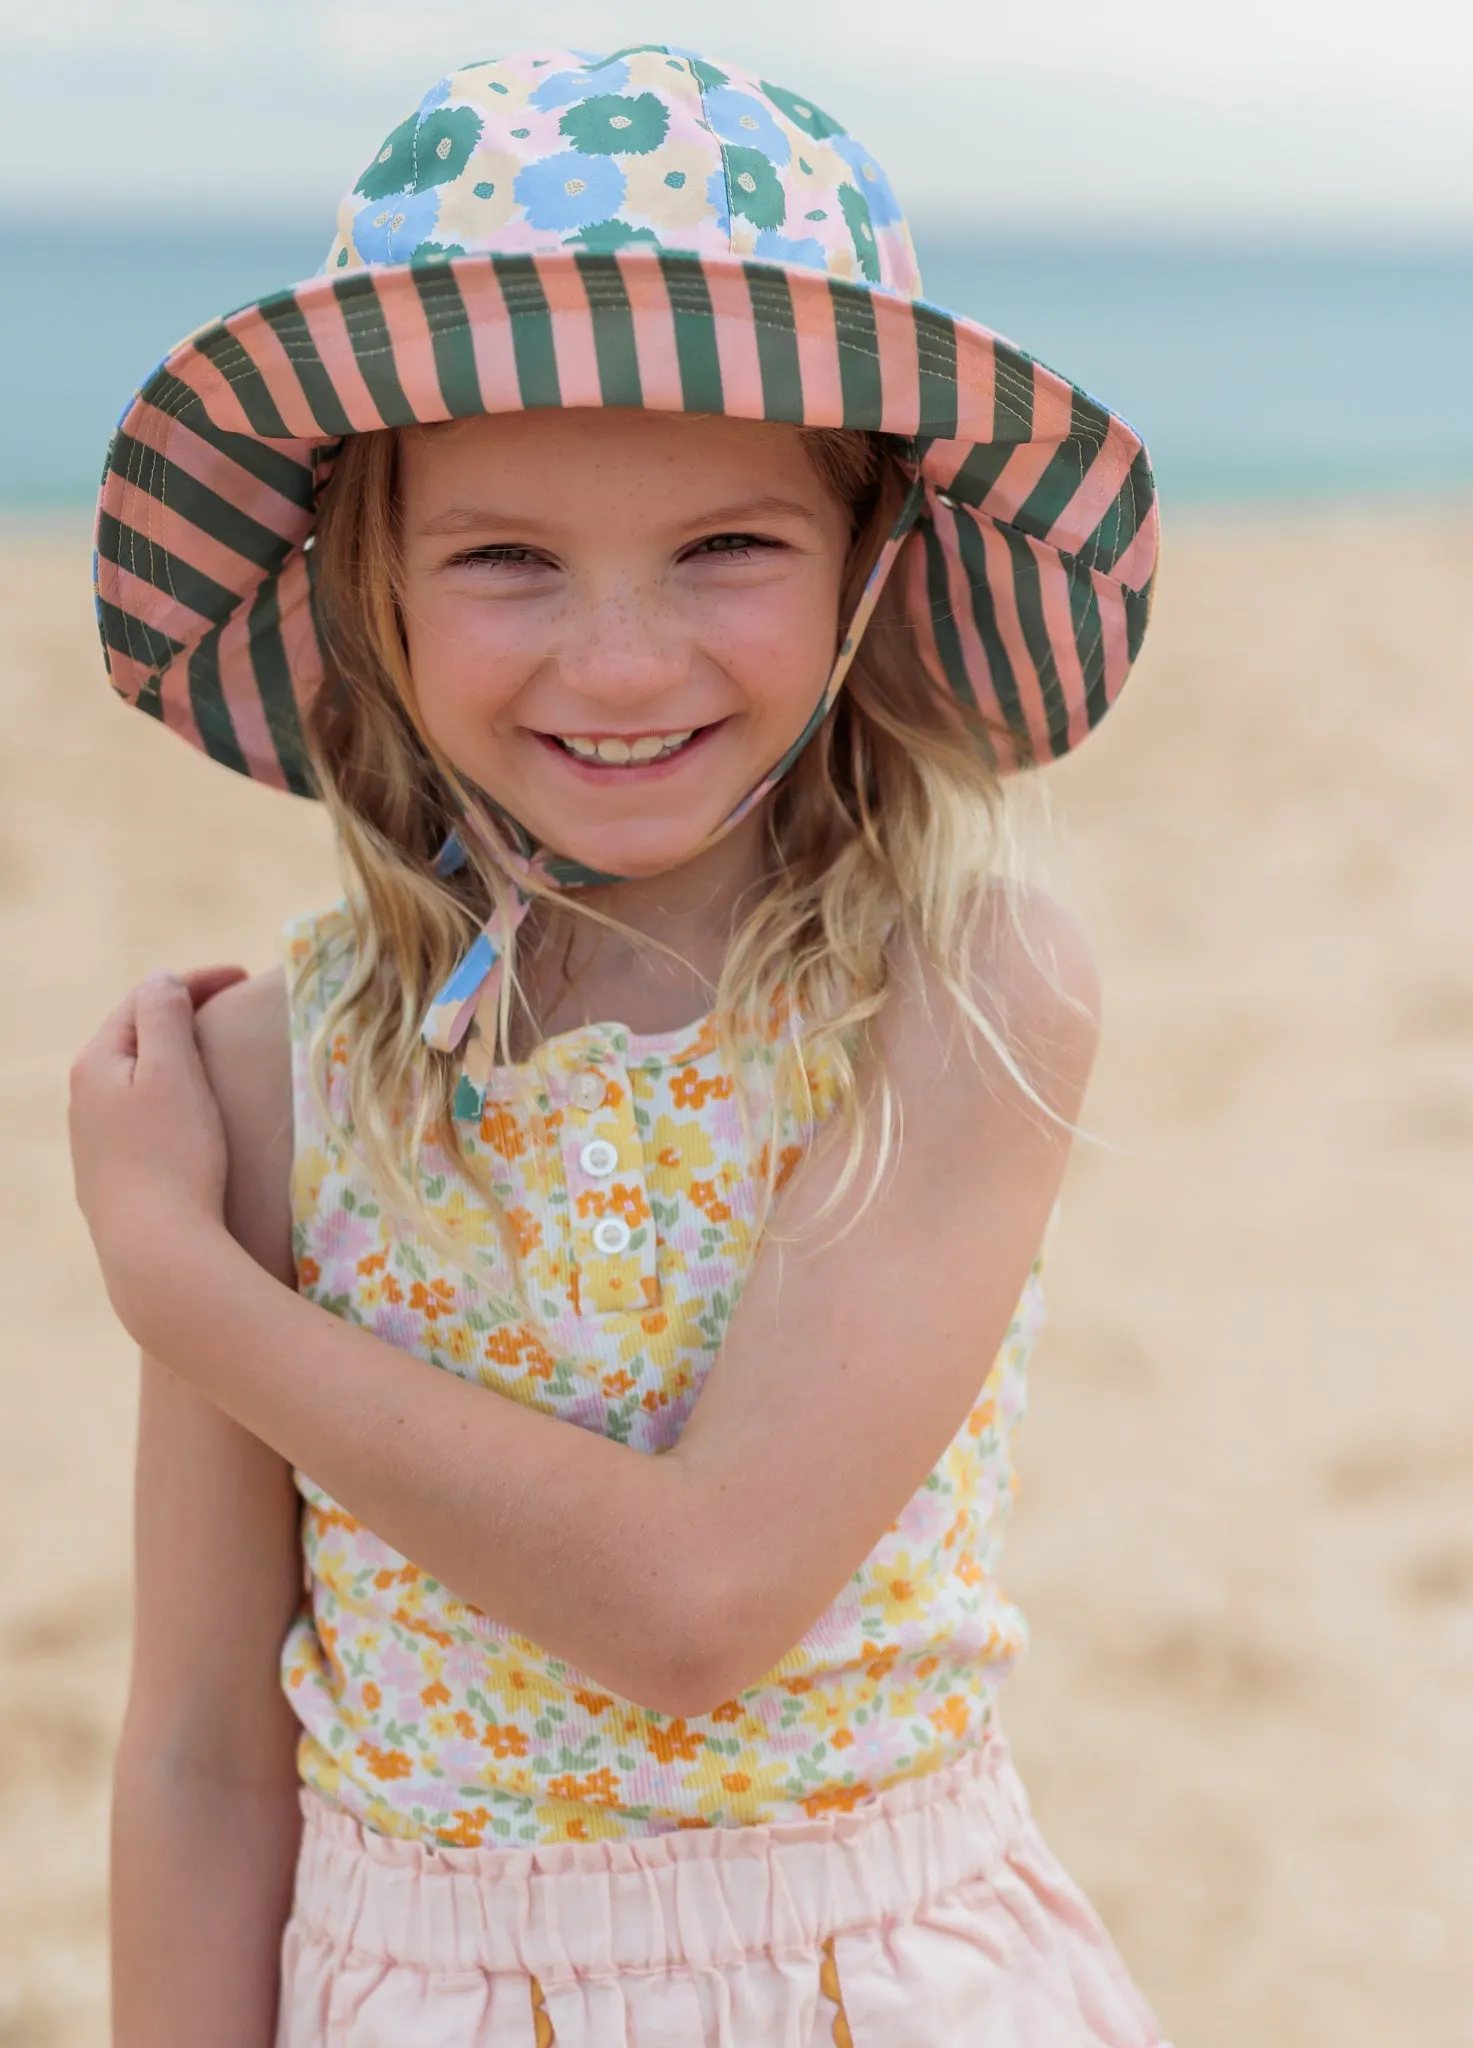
[69,967,249,1318]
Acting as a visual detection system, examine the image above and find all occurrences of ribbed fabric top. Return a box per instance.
[281,903,1041,1848]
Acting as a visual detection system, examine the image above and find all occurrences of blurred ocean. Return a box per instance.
[1,224,1467,508]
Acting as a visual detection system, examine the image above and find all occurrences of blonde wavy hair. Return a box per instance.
[304,416,1025,1277]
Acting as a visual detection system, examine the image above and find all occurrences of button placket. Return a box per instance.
[559,1042,659,1317]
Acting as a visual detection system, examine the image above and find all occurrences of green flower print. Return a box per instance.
[566,220,663,253]
[686,55,730,90]
[760,80,847,140]
[560,92,670,157]
[353,105,484,201]
[838,181,880,281]
[410,106,484,191]
[719,146,786,231]
[354,113,419,201]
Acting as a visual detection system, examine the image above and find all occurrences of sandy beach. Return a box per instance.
[2,501,1471,2045]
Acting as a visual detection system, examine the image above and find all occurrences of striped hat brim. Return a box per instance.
[95,247,1158,798]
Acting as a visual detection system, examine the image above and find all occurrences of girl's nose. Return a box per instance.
[557,584,693,710]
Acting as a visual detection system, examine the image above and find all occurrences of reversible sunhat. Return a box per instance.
[94,44,1159,1067]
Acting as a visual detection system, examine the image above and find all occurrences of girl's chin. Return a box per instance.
[524,824,719,880]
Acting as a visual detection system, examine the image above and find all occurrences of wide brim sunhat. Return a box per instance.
[93,43,1159,1060]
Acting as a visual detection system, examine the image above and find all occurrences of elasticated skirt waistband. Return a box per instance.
[292,1731,1030,1977]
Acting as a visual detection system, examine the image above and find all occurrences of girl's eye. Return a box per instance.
[451,544,549,570]
[686,532,779,562]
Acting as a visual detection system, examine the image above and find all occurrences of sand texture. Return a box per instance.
[2,505,1471,2044]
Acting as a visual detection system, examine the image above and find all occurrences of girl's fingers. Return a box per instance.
[179,964,249,1009]
[83,984,148,1073]
[73,966,247,1097]
[132,972,207,1087]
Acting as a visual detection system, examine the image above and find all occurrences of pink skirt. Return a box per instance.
[276,1731,1167,2046]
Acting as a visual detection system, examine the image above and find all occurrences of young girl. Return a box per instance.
[72,45,1165,2048]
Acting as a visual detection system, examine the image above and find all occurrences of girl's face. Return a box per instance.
[396,408,854,879]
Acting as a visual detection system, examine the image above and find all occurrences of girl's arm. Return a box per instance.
[110,974,304,2048]
[73,899,1096,1719]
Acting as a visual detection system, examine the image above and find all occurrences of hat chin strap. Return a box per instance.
[420,474,928,1060]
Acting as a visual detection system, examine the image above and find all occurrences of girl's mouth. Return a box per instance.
[532,722,723,775]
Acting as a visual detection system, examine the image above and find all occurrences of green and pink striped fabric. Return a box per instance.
[94,47,1158,801]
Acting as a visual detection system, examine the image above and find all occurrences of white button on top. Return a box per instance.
[590,1216,632,1257]
[578,1138,619,1180]
[569,1069,607,1112]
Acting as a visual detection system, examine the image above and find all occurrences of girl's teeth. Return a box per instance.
[561,731,694,765]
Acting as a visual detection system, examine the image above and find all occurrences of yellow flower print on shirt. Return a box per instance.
[646,1112,716,1191]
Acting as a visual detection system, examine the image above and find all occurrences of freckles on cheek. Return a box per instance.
[715,584,840,702]
[405,599,542,743]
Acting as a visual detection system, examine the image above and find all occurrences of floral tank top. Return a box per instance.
[280,904,1043,1848]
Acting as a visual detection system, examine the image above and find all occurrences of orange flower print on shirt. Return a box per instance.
[547,1766,622,1808]
[757,1140,806,1193]
[409,1277,456,1320]
[483,1326,557,1379]
[670,1066,734,1111]
[507,1205,542,1257]
[929,1693,971,1741]
[357,1742,414,1782]
[687,1178,733,1223]
[482,1722,530,1758]
[440,1808,493,1848]
[479,1104,528,1160]
[800,1782,873,1819]
[575,1182,651,1227]
[645,1717,705,1764]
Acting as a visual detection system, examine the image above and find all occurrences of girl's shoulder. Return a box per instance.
[887,883,1100,1103]
[893,880,1098,1056]
[970,883,1100,1043]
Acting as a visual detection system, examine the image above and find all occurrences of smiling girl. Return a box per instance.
[74,44,1166,2048]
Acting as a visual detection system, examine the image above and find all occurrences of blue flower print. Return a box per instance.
[830,134,904,227]
[529,57,631,110]
[351,186,443,266]
[700,86,791,167]
[515,150,627,231]
[753,229,828,273]
[416,76,453,116]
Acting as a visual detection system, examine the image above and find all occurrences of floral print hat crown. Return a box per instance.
[94,43,1159,1067]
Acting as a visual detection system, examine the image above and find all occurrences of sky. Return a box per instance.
[4,0,1471,234]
